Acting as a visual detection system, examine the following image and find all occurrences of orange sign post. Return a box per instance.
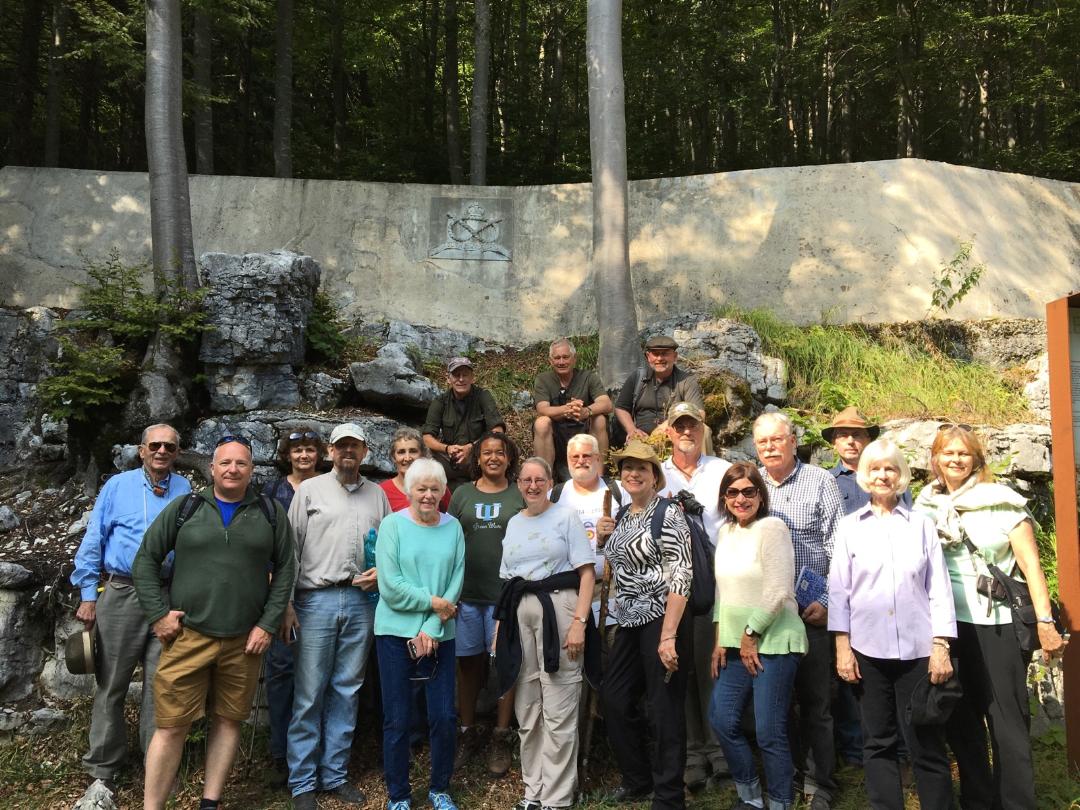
[1047,292,1080,770]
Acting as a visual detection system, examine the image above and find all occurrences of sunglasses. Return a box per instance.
[288,431,320,442]
[937,422,973,432]
[216,434,252,449]
[145,441,178,453]
[724,486,760,500]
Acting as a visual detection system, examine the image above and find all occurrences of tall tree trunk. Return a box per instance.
[192,6,213,174]
[235,27,253,174]
[145,0,197,290]
[587,0,638,389]
[273,0,293,177]
[43,0,66,167]
[331,0,346,172]
[75,53,100,167]
[8,0,47,165]
[542,10,565,179]
[444,0,464,183]
[469,0,491,184]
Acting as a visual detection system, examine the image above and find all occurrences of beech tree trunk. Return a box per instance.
[331,0,346,172]
[192,6,213,174]
[587,0,638,389]
[145,0,197,289]
[469,0,491,184]
[444,0,465,183]
[273,0,293,177]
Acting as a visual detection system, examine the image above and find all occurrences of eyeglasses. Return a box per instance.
[519,477,550,486]
[288,431,320,442]
[937,423,973,432]
[145,441,178,453]
[216,435,252,449]
[724,486,760,500]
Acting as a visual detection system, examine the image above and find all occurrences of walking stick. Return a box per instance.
[580,490,614,779]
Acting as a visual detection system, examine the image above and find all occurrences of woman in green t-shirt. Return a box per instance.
[446,431,524,777]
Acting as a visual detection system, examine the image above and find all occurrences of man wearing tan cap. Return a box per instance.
[423,357,505,490]
[822,406,910,515]
[614,334,704,443]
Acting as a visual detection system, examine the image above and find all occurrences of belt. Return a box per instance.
[103,573,170,586]
[295,578,356,595]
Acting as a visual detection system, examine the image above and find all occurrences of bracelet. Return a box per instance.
[573,615,587,624]
[662,635,677,642]
[1037,616,1056,624]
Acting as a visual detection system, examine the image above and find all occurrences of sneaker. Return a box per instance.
[326,783,366,805]
[292,791,318,810]
[487,727,514,778]
[513,801,541,810]
[428,791,458,810]
[388,801,411,810]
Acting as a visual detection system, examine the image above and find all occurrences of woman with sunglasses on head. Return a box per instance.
[381,427,452,512]
[828,439,956,810]
[707,461,806,810]
[260,427,327,785]
[914,424,1066,809]
[375,457,465,810]
[493,457,598,810]
[594,439,693,810]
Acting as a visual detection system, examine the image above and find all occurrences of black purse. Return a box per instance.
[960,527,1064,654]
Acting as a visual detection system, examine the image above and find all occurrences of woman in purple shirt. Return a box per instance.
[827,439,956,810]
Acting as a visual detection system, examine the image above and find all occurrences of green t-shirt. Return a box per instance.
[532,368,606,408]
[448,482,526,604]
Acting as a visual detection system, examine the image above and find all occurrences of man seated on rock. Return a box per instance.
[134,436,294,810]
[533,337,613,479]
[423,357,505,490]
[658,402,731,793]
[69,423,191,802]
[614,334,705,445]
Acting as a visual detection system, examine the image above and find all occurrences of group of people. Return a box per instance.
[67,334,1067,810]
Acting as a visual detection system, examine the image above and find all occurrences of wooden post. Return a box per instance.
[1047,292,1080,770]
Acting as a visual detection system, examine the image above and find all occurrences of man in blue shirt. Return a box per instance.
[823,407,912,515]
[70,423,190,798]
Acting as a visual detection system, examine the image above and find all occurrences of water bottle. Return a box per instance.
[364,528,379,604]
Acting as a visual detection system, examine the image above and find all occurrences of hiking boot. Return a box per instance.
[325,783,366,805]
[487,727,514,777]
[455,725,485,769]
[292,791,318,810]
[269,757,289,789]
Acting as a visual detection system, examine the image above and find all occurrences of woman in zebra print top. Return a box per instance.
[596,440,694,809]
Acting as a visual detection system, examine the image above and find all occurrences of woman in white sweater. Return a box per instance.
[708,461,807,810]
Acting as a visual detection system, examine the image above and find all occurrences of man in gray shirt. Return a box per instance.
[284,423,391,810]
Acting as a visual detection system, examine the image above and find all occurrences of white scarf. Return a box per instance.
[914,477,1028,551]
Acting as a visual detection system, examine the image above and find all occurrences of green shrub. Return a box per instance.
[306,290,350,365]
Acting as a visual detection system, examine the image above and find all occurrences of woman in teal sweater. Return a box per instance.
[708,462,807,810]
[375,457,466,810]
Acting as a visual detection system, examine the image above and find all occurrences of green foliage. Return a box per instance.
[718,305,1029,426]
[928,240,986,317]
[305,290,350,366]
[36,252,206,423]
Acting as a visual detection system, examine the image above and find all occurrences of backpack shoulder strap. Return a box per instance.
[175,491,203,530]
[257,492,279,531]
[551,481,565,503]
[650,497,675,542]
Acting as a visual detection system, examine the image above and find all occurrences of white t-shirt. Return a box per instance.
[660,454,732,540]
[500,503,595,582]
[553,479,623,625]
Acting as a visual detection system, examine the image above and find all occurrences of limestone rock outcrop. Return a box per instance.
[349,343,439,412]
[0,307,63,469]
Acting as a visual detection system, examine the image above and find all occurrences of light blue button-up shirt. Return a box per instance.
[70,468,191,601]
[828,502,956,660]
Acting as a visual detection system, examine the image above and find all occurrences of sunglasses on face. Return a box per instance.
[288,431,320,442]
[724,486,760,500]
[216,434,252,449]
[145,441,178,453]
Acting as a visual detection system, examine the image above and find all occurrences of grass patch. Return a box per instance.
[717,306,1030,426]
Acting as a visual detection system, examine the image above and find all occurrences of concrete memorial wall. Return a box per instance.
[1,159,1079,344]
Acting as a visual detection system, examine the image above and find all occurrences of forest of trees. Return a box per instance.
[2,0,1078,186]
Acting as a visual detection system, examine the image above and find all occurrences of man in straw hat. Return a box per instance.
[822,406,910,516]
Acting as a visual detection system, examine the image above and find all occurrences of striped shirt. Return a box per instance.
[605,497,693,627]
[761,459,843,607]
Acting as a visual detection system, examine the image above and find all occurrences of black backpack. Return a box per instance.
[175,491,279,531]
[615,490,716,616]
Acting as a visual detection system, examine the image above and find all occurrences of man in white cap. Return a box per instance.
[423,356,505,490]
[284,423,391,810]
[659,402,732,792]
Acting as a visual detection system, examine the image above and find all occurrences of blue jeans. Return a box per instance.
[709,652,801,806]
[265,635,294,761]
[287,587,375,796]
[376,635,457,803]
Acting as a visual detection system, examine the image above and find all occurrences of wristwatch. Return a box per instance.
[573,615,588,624]
[1037,616,1056,624]
[932,638,950,651]
[744,626,759,639]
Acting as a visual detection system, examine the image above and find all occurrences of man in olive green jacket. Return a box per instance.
[134,437,295,810]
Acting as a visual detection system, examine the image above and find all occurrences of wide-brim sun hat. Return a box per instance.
[821,406,881,444]
[610,439,666,492]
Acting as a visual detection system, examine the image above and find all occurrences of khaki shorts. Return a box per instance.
[153,626,263,727]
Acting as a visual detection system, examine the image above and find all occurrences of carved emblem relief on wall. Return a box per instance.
[428,198,513,261]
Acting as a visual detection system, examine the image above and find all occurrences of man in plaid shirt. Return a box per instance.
[753,412,843,810]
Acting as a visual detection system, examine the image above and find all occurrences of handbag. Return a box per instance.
[960,526,1064,654]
